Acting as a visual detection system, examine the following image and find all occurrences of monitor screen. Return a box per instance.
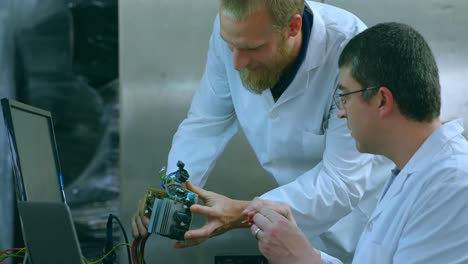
[1,98,65,203]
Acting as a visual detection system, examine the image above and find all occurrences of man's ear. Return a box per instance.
[288,14,302,37]
[378,86,395,117]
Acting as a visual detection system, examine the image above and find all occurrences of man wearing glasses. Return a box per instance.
[245,22,468,264]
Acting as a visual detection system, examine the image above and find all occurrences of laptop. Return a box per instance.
[17,201,85,264]
[1,98,84,264]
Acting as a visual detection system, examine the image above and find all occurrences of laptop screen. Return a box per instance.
[1,98,65,202]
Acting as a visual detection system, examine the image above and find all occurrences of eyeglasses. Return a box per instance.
[333,86,380,110]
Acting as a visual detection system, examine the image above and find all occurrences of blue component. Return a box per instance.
[187,193,195,200]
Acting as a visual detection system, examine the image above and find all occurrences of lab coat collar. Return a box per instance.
[370,119,465,220]
[303,2,327,71]
[262,3,326,107]
[400,119,464,175]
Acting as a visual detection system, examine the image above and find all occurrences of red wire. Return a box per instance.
[139,236,148,264]
[131,239,138,264]
[137,238,142,264]
[131,236,150,264]
[0,248,25,255]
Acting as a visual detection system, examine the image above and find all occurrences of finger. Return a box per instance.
[241,207,255,219]
[252,212,272,231]
[131,215,140,238]
[250,223,259,234]
[251,197,266,206]
[258,207,288,223]
[174,238,206,249]
[141,213,150,227]
[272,202,294,220]
[184,221,219,240]
[242,205,258,218]
[136,201,151,237]
[242,197,273,217]
[190,204,219,217]
[138,198,145,213]
[185,181,211,201]
[138,198,149,222]
[135,201,150,229]
[259,204,297,225]
[250,224,263,241]
[242,197,264,217]
[249,197,264,211]
[135,213,148,237]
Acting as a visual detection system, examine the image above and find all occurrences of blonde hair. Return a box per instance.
[220,0,305,31]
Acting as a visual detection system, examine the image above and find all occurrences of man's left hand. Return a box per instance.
[251,207,322,264]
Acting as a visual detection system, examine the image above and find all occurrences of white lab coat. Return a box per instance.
[167,2,393,261]
[322,119,468,264]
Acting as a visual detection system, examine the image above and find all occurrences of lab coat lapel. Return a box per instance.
[261,89,275,108]
[302,2,328,71]
[367,121,463,222]
[369,171,411,222]
[270,4,328,110]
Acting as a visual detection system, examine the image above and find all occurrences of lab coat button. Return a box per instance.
[367,221,373,232]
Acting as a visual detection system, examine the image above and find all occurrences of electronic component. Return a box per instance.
[144,161,197,240]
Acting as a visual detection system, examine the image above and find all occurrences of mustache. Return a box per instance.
[239,67,282,94]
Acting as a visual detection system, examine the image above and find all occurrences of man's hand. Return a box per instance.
[175,181,251,248]
[243,197,297,225]
[250,207,322,264]
[131,196,149,239]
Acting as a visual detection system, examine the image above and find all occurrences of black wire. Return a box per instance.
[110,214,132,264]
[140,236,148,264]
[133,238,139,263]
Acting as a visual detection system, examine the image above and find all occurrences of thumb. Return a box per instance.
[186,181,211,201]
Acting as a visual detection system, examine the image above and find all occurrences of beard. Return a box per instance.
[239,36,294,94]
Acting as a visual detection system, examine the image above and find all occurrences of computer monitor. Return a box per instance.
[1,98,66,203]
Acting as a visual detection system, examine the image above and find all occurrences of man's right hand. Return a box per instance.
[174,181,251,248]
[131,196,150,239]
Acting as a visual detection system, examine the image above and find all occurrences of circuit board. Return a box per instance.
[143,187,168,217]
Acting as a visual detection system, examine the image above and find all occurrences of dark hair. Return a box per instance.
[338,22,441,122]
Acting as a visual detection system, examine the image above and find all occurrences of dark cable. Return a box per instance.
[103,214,116,264]
[110,214,132,264]
[141,236,149,264]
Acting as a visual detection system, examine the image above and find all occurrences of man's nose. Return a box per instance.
[337,108,347,119]
[233,48,251,70]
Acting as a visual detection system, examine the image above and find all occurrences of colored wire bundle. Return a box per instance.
[83,242,131,264]
[131,235,149,264]
[0,245,130,264]
[0,248,26,262]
